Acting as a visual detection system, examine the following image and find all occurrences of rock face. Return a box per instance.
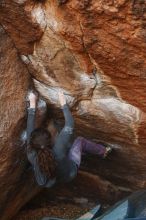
[0,26,42,220]
[0,0,146,219]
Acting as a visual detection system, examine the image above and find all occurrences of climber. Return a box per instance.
[26,90,112,187]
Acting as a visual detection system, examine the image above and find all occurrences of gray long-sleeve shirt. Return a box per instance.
[26,105,77,187]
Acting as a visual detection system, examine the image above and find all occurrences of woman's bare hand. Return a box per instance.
[58,90,66,107]
[28,92,37,108]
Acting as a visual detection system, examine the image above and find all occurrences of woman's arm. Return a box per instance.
[27,108,36,145]
[26,92,37,144]
[53,91,74,160]
[59,91,74,130]
[26,92,38,166]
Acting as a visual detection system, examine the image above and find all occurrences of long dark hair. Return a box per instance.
[29,128,57,179]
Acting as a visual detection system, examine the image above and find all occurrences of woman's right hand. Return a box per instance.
[28,92,37,108]
[58,90,66,107]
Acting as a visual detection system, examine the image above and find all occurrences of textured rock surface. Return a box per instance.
[21,0,146,189]
[14,171,131,220]
[0,26,40,220]
[0,0,146,219]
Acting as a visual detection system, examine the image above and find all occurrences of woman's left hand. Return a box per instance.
[58,90,66,107]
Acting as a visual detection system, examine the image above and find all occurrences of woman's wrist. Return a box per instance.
[28,92,37,108]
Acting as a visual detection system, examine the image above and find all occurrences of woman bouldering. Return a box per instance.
[26,90,112,187]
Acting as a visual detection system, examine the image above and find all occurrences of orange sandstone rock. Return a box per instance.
[0,0,146,219]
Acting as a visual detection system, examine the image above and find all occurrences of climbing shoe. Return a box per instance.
[103,146,112,158]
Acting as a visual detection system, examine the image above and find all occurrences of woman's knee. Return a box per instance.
[68,168,77,182]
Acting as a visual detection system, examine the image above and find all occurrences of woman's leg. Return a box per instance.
[80,137,106,156]
[68,137,83,167]
[68,137,106,167]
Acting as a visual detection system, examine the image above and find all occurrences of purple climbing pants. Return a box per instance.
[68,137,106,167]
